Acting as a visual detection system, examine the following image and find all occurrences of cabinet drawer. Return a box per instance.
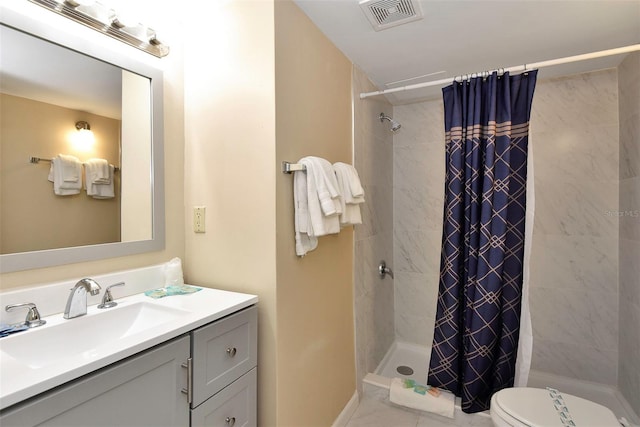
[191,368,257,427]
[191,306,257,407]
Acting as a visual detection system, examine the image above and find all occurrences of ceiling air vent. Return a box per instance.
[359,0,423,31]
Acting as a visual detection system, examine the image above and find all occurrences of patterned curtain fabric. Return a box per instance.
[428,70,538,413]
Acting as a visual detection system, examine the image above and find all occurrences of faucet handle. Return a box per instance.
[5,302,47,328]
[98,282,125,309]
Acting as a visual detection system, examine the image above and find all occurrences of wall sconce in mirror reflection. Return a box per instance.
[71,120,95,151]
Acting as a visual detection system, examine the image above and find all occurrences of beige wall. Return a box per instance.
[0,0,185,289]
[184,1,355,425]
[121,70,152,242]
[182,1,278,425]
[274,2,355,426]
[1,94,120,254]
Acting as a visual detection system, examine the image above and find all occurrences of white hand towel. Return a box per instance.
[294,168,318,256]
[86,164,115,199]
[334,162,365,202]
[300,157,340,237]
[306,156,342,216]
[389,378,455,418]
[86,158,111,184]
[47,154,82,196]
[333,162,365,226]
[59,154,81,182]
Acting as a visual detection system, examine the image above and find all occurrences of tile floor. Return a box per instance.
[344,385,494,427]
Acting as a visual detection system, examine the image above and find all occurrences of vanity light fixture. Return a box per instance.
[73,120,95,150]
[28,0,169,57]
[75,120,91,132]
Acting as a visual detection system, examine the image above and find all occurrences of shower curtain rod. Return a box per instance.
[359,44,640,99]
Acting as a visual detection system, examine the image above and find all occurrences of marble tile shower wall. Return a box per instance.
[528,69,619,385]
[393,101,445,347]
[618,52,640,414]
[352,66,395,394]
[392,69,621,385]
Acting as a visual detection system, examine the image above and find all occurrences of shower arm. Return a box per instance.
[380,113,401,132]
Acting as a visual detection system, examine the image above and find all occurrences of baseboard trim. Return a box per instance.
[332,391,359,427]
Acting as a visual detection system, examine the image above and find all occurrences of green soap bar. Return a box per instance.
[413,385,428,395]
[403,379,416,388]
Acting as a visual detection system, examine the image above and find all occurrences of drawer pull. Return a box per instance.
[226,347,237,357]
[225,417,236,425]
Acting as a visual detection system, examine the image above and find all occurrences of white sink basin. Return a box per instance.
[1,302,189,369]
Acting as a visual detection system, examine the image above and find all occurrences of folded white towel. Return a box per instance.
[305,156,342,216]
[59,154,80,182]
[86,158,111,184]
[333,162,365,226]
[389,378,455,418]
[333,162,365,203]
[47,154,82,196]
[86,164,115,199]
[300,157,340,237]
[294,168,318,256]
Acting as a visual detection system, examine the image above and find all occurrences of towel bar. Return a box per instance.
[30,156,52,164]
[282,161,306,174]
[30,156,120,172]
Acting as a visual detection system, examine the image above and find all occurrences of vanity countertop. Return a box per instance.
[0,287,258,410]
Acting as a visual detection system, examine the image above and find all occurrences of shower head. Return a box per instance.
[380,113,401,132]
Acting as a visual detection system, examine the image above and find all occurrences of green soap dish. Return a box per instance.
[144,285,202,299]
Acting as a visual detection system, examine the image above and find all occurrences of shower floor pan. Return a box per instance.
[375,341,431,384]
[370,340,640,426]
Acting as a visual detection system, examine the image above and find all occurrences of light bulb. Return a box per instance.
[71,122,95,151]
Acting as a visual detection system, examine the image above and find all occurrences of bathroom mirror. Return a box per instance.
[0,7,165,273]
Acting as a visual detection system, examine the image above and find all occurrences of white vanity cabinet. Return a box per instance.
[190,306,258,426]
[0,336,191,427]
[0,305,258,427]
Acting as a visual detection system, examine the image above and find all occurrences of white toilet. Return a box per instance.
[490,387,621,427]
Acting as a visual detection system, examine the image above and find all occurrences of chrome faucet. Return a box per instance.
[64,278,102,319]
[98,282,125,309]
[5,303,46,328]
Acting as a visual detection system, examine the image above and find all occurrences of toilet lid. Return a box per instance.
[493,387,620,427]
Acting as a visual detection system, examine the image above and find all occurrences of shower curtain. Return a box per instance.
[427,70,538,413]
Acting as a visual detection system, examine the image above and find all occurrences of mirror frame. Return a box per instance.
[0,6,165,273]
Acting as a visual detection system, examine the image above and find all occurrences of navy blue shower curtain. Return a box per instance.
[427,70,538,413]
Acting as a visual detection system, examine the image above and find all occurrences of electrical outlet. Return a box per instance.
[193,206,206,233]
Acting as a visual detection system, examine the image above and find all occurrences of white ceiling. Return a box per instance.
[0,24,122,119]
[293,0,640,105]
